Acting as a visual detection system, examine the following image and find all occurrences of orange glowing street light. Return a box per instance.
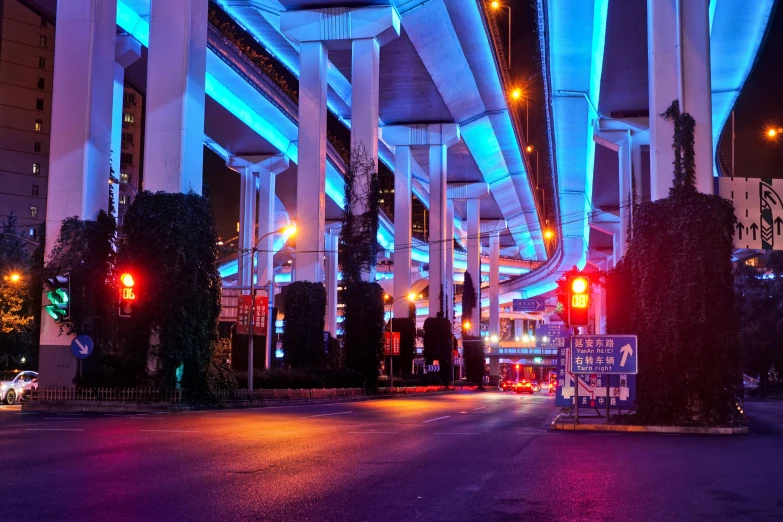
[4,273,21,283]
[767,127,783,139]
[489,2,511,69]
[544,229,554,240]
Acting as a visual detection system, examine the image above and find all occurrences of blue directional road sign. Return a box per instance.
[537,324,568,348]
[512,298,546,313]
[555,344,636,409]
[71,335,94,360]
[570,335,637,374]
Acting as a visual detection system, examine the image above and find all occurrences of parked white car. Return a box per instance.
[0,371,38,405]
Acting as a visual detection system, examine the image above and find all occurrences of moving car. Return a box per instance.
[0,371,38,405]
[531,380,541,393]
[499,380,513,392]
[514,379,534,394]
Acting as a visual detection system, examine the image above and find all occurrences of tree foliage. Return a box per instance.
[343,282,384,389]
[462,271,478,326]
[390,317,416,375]
[606,100,738,426]
[0,213,39,369]
[735,253,783,393]
[282,282,326,368]
[117,191,222,393]
[423,315,452,384]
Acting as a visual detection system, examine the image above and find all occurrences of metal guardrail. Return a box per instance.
[31,387,182,403]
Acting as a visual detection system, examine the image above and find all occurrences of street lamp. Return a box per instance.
[384,292,416,389]
[4,273,21,283]
[527,145,539,188]
[510,89,530,140]
[245,223,296,391]
[544,229,554,240]
[490,2,512,70]
[766,127,782,139]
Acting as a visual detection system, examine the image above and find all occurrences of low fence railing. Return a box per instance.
[30,387,182,403]
[28,385,458,404]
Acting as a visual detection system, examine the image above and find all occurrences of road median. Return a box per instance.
[549,413,749,435]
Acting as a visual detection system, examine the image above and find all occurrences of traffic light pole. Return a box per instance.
[247,248,256,392]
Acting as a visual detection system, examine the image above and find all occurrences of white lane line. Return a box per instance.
[435,432,478,435]
[423,415,450,423]
[347,431,399,434]
[43,417,81,420]
[473,406,486,411]
[55,413,84,416]
[13,412,39,415]
[307,411,353,418]
[25,428,84,432]
[140,429,198,433]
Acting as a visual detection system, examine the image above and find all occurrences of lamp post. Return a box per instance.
[245,223,296,391]
[384,292,416,390]
[490,1,512,70]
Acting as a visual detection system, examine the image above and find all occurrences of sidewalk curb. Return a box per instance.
[550,418,749,435]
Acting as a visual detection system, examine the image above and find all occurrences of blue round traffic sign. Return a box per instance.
[71,335,94,359]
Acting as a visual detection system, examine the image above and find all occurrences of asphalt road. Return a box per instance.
[2,393,783,521]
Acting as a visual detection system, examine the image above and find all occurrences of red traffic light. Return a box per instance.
[567,274,590,326]
[119,272,137,317]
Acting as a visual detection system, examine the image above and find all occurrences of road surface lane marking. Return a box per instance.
[347,431,399,434]
[25,428,84,432]
[435,432,477,435]
[423,416,450,423]
[307,411,353,418]
[43,417,82,420]
[473,407,486,411]
[140,430,199,433]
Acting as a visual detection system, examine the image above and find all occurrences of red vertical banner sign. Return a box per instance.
[253,295,269,332]
[237,295,252,335]
[383,332,401,356]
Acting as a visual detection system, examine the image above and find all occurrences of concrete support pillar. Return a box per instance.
[595,284,607,334]
[39,0,117,387]
[325,227,340,336]
[466,198,481,336]
[447,183,488,333]
[228,155,290,288]
[144,0,207,194]
[281,7,399,283]
[111,36,142,219]
[648,0,713,199]
[393,145,413,319]
[381,123,460,318]
[429,144,447,317]
[618,135,632,259]
[445,199,455,323]
[295,41,328,283]
[488,231,500,346]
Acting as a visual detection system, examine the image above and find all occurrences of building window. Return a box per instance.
[120,172,130,184]
[123,92,136,104]
[34,142,41,152]
[121,152,133,165]
[38,57,46,69]
[121,132,134,144]
[37,78,45,90]
[36,99,44,111]
[29,227,37,238]
[119,195,131,205]
[123,112,135,124]
[30,206,38,218]
[32,163,41,174]
[34,119,42,132]
[32,184,40,196]
[41,18,47,28]
[39,36,47,48]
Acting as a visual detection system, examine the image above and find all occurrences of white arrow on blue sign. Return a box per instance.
[570,335,637,375]
[71,335,94,360]
[512,298,546,312]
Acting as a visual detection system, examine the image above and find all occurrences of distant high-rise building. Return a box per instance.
[117,85,143,224]
[0,0,143,233]
[0,0,54,238]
